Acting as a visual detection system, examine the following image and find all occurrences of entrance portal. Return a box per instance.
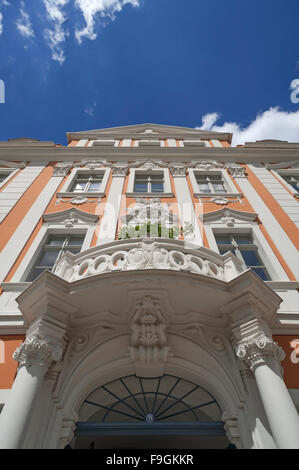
[72,375,230,449]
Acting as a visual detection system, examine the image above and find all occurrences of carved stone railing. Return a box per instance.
[53,238,245,283]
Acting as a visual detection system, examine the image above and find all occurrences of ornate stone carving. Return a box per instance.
[64,212,79,227]
[235,333,285,372]
[129,296,171,368]
[112,164,130,177]
[221,210,236,226]
[69,241,225,282]
[13,334,63,370]
[75,160,108,169]
[168,165,187,177]
[191,161,224,171]
[210,196,244,206]
[56,195,98,206]
[53,162,74,177]
[226,165,246,178]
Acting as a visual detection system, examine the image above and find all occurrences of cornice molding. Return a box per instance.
[0,160,26,169]
[1,145,299,164]
[66,123,232,143]
[265,161,299,170]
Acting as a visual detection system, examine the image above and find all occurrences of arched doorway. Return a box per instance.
[71,374,231,449]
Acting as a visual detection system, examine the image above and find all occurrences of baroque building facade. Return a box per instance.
[0,124,298,449]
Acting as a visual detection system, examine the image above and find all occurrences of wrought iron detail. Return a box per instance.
[80,374,221,424]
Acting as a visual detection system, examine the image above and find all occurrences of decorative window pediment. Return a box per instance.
[203,208,258,226]
[43,208,99,227]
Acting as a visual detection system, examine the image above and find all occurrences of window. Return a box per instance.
[134,173,164,193]
[0,170,13,187]
[26,234,84,281]
[0,173,8,183]
[280,174,299,191]
[195,173,226,194]
[71,174,103,193]
[215,233,270,281]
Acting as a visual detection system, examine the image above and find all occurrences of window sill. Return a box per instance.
[126,192,174,198]
[194,192,243,198]
[57,191,105,198]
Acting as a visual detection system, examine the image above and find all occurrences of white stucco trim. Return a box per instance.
[96,175,125,245]
[188,168,238,197]
[273,169,299,197]
[0,390,11,406]
[172,175,203,246]
[59,167,110,195]
[126,168,172,196]
[0,175,63,282]
[76,140,88,147]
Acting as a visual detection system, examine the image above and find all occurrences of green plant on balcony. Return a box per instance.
[118,221,194,240]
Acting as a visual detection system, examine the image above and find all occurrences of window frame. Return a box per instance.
[274,169,299,197]
[25,233,86,282]
[11,210,98,282]
[204,211,288,282]
[57,167,111,198]
[126,168,173,198]
[0,169,18,190]
[188,169,241,198]
[214,232,271,280]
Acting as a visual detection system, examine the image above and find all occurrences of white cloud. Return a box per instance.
[2,0,142,63]
[85,101,97,117]
[197,108,299,146]
[43,0,69,64]
[75,0,140,44]
[16,1,34,38]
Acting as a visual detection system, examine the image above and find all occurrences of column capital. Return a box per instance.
[111,165,130,177]
[13,334,63,371]
[235,333,285,373]
[169,165,188,177]
[52,162,74,177]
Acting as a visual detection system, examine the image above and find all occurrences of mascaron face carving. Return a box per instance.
[129,296,171,367]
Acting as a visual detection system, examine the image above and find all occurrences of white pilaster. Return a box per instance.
[0,164,45,223]
[96,167,126,245]
[170,167,203,247]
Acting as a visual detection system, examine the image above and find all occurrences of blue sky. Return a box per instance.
[0,0,298,145]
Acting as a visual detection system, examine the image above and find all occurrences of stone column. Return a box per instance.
[0,334,62,449]
[236,333,299,449]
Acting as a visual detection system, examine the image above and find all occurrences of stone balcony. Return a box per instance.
[53,238,245,283]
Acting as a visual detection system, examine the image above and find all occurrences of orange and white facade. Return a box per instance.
[0,123,298,449]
